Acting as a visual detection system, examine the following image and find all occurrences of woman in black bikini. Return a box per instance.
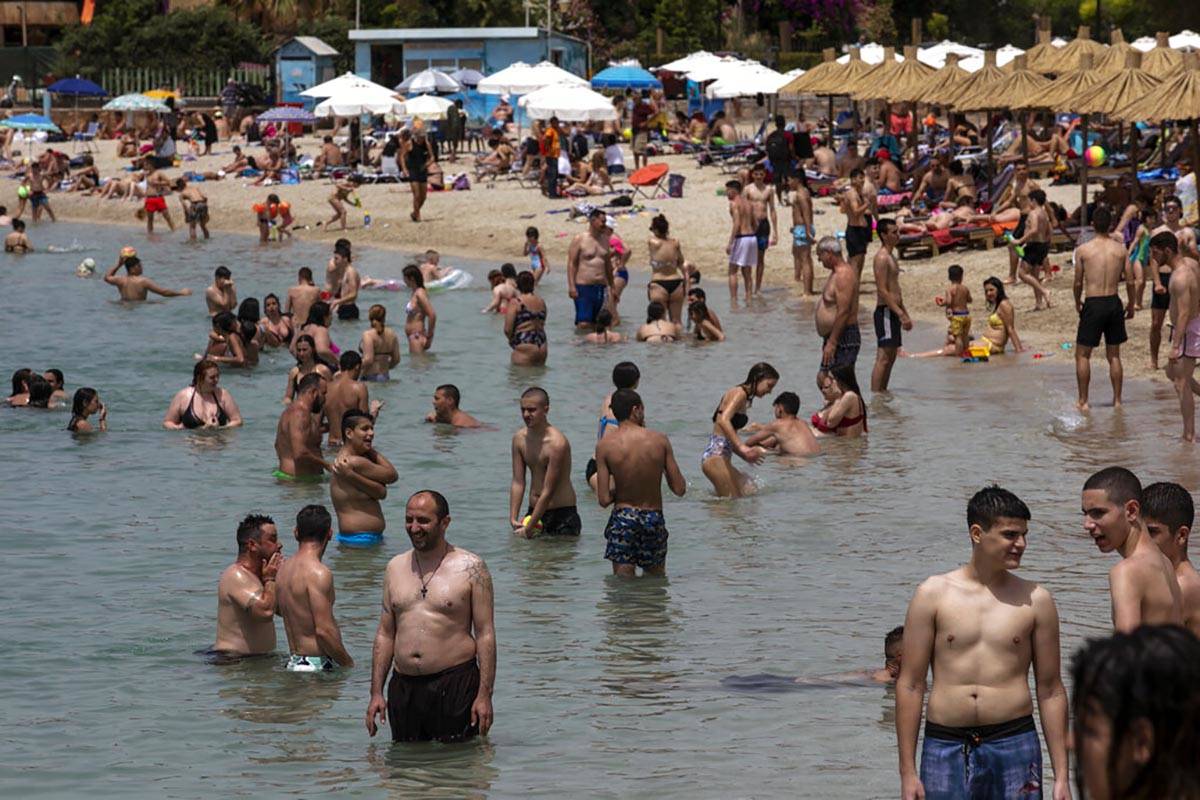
[812,364,866,438]
[203,311,250,368]
[259,293,293,348]
[163,359,242,430]
[689,300,725,342]
[647,214,691,324]
[404,128,433,222]
[504,270,548,366]
[67,387,106,433]
[636,301,681,342]
[283,334,332,403]
[702,362,778,497]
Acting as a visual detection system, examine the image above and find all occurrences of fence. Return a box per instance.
[99,66,271,100]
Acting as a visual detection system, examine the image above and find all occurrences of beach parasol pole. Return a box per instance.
[827,95,833,147]
[1081,114,1089,226]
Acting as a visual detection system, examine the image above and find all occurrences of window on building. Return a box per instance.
[405,58,429,77]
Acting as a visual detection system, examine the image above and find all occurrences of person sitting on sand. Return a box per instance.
[313,135,343,173]
[744,391,820,456]
[972,276,1024,355]
[475,138,515,178]
[425,384,481,428]
[117,132,139,159]
[69,156,100,193]
[812,365,866,438]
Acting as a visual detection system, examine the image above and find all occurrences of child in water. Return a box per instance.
[941,264,973,356]
[254,193,292,242]
[523,226,549,282]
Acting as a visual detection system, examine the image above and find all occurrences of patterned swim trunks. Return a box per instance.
[603,506,669,568]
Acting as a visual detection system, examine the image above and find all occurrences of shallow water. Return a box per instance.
[1,223,1194,798]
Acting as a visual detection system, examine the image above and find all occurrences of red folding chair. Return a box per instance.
[628,163,669,199]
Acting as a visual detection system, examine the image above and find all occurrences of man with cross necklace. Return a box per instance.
[365,490,497,743]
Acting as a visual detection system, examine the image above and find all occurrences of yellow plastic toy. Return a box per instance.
[521,515,544,532]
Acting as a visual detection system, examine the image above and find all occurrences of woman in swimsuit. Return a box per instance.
[164,359,242,430]
[359,303,401,381]
[637,301,681,342]
[292,300,338,368]
[812,365,866,438]
[402,264,436,355]
[702,362,778,498]
[647,214,691,324]
[259,293,293,347]
[504,270,548,365]
[971,277,1024,355]
[236,298,263,364]
[689,300,725,342]
[203,311,250,368]
[283,335,332,403]
[67,387,106,433]
[585,309,624,343]
[604,217,630,327]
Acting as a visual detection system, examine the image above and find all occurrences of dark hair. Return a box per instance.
[521,386,549,405]
[266,193,280,205]
[237,297,260,323]
[293,334,317,363]
[410,489,450,519]
[123,256,140,272]
[774,114,785,128]
[1141,482,1195,533]
[650,213,669,237]
[500,262,517,279]
[594,308,613,331]
[611,388,642,421]
[26,375,52,407]
[876,217,896,237]
[339,350,362,371]
[1028,188,1046,205]
[43,368,63,389]
[516,270,536,293]
[403,264,425,289]
[212,311,237,335]
[10,367,31,395]
[526,226,539,239]
[688,286,706,300]
[191,359,219,387]
[1084,466,1143,507]
[296,372,323,395]
[966,485,1031,529]
[689,299,710,325]
[304,301,331,328]
[1150,230,1179,254]
[828,363,862,398]
[436,384,460,407]
[849,167,864,179]
[949,160,964,175]
[12,218,25,231]
[341,408,372,434]
[71,386,97,418]
[773,391,800,416]
[646,301,666,322]
[298,266,313,282]
[885,625,904,654]
[236,513,275,553]
[214,266,232,280]
[983,276,1008,310]
[334,238,352,256]
[295,504,332,542]
[725,180,742,192]
[948,264,964,282]
[1071,625,1200,800]
[263,292,281,311]
[613,361,640,389]
[1092,204,1113,233]
[741,362,780,397]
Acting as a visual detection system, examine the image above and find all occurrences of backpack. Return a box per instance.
[765,130,790,163]
[569,132,589,162]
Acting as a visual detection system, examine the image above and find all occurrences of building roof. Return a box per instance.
[0,2,78,26]
[349,27,585,45]
[276,36,340,57]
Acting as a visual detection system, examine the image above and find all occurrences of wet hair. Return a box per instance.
[967,485,1031,529]
[725,180,742,192]
[1141,482,1195,533]
[435,384,460,407]
[334,238,352,256]
[304,301,331,327]
[526,226,539,239]
[516,270,536,293]
[191,359,219,387]
[884,625,904,655]
[594,308,613,331]
[521,386,549,405]
[12,218,25,232]
[296,372,323,395]
[71,386,97,418]
[1092,204,1113,234]
[688,286,706,301]
[983,276,1008,310]
[1084,466,1143,507]
[295,504,332,543]
[849,167,864,179]
[10,368,31,396]
[1071,625,1200,800]
[123,256,141,272]
[689,299,711,324]
[646,301,666,322]
[237,297,260,323]
[611,388,642,421]
[500,262,517,279]
[827,364,862,398]
[410,489,450,520]
[212,311,238,335]
[403,264,424,289]
[1028,188,1046,205]
[876,217,896,237]
[773,391,800,416]
[487,269,503,286]
[740,362,780,397]
[236,513,275,553]
[340,408,372,434]
[293,334,316,363]
[948,264,964,282]
[26,375,52,407]
[263,292,281,312]
[1150,231,1179,253]
[368,303,386,332]
[650,213,669,237]
[338,350,362,372]
[214,266,231,280]
[298,266,313,282]
[44,367,63,389]
[612,361,640,389]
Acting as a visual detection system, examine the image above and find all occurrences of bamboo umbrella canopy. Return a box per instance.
[1112,52,1200,175]
[1141,32,1184,79]
[942,50,1005,108]
[1023,52,1104,110]
[778,48,837,94]
[914,53,970,105]
[1016,29,1061,75]
[1095,29,1137,74]
[1048,26,1108,74]
[779,47,876,145]
[957,54,1051,111]
[855,46,935,101]
[841,46,904,97]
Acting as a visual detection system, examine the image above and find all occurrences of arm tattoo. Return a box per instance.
[464,557,493,593]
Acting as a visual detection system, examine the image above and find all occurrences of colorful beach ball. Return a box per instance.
[1085,145,1106,168]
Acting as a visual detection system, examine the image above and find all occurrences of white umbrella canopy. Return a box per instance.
[918,40,984,69]
[704,63,789,98]
[394,68,462,95]
[684,56,759,83]
[313,84,403,116]
[518,82,618,121]
[301,71,394,99]
[476,61,587,96]
[656,51,722,72]
[994,44,1026,68]
[837,42,902,65]
[1132,36,1157,52]
[1170,30,1200,51]
[399,94,455,120]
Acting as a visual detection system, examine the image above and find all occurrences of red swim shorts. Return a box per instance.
[144,196,167,213]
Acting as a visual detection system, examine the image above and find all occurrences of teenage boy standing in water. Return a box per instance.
[896,485,1070,800]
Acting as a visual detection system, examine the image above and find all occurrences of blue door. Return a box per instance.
[280,58,315,107]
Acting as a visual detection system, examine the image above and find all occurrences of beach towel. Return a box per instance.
[931,229,962,248]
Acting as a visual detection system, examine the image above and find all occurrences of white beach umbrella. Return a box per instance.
[704,63,789,98]
[399,94,455,120]
[995,44,1026,67]
[656,51,722,73]
[518,82,617,121]
[685,57,762,83]
[394,68,462,95]
[1051,36,1069,47]
[918,40,984,69]
[1132,36,1157,52]
[476,61,587,96]
[837,42,901,65]
[301,71,395,99]
[1169,30,1200,51]
[313,84,403,116]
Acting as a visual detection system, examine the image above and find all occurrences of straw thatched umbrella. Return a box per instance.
[781,47,876,145]
[842,46,904,97]
[1066,50,1162,223]
[1049,26,1108,74]
[1023,52,1104,110]
[854,46,935,102]
[1095,29,1137,74]
[1112,52,1200,179]
[914,53,970,105]
[778,48,837,94]
[943,51,1005,108]
[1142,32,1184,80]
[957,55,1051,163]
[1018,29,1062,75]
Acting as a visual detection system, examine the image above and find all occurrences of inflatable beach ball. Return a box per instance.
[1085,145,1106,168]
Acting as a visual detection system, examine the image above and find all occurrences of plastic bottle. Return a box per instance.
[363,213,372,228]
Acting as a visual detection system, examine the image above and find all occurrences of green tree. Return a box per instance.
[654,0,721,53]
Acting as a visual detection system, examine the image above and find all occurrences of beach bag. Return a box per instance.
[280,169,299,185]
[668,173,685,198]
[452,174,470,191]
[610,195,633,207]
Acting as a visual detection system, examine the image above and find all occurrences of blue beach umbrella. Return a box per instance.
[46,77,107,97]
[102,93,170,113]
[258,106,316,124]
[591,64,662,91]
[0,113,61,132]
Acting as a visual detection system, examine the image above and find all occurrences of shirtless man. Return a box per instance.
[744,164,778,295]
[1150,197,1200,367]
[329,252,362,321]
[141,168,174,233]
[812,144,837,176]
[839,168,871,277]
[896,485,1070,800]
[286,267,321,330]
[837,138,863,178]
[566,208,615,329]
[874,150,903,193]
[275,504,354,672]
[1013,189,1052,310]
[365,490,496,742]
[725,180,758,305]
[1081,467,1183,632]
[786,172,815,295]
[174,177,210,240]
[221,145,248,175]
[313,135,343,172]
[912,156,950,208]
[594,389,686,577]
[997,163,1040,285]
[103,254,191,302]
[212,514,282,658]
[4,219,32,252]
[274,373,329,482]
[1073,205,1133,411]
[743,391,819,455]
[330,410,398,547]
[324,351,381,447]
[815,236,861,384]
[425,384,481,428]
[205,266,237,317]
[871,218,911,393]
[1157,231,1200,440]
[509,387,579,538]
[1142,481,1200,637]
[1156,194,1198,258]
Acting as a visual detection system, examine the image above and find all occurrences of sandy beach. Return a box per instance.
[44,134,1169,383]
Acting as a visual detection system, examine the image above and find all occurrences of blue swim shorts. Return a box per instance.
[603,506,668,569]
[792,224,814,247]
[573,283,607,325]
[338,531,383,546]
[920,716,1043,800]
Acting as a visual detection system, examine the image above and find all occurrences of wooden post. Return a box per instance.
[911,18,922,47]
[655,27,663,58]
[779,21,792,54]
